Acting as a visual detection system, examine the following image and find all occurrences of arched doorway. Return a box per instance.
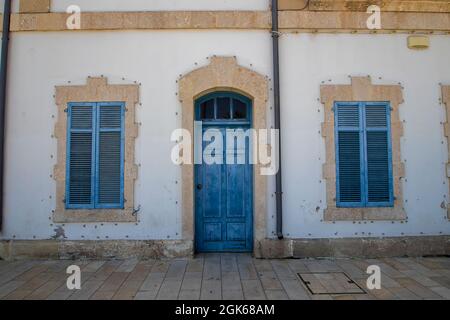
[194,92,253,252]
[178,56,269,256]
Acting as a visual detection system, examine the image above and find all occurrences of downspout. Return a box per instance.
[271,0,283,240]
[0,0,11,231]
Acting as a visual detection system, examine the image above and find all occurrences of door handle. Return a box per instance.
[196,184,203,190]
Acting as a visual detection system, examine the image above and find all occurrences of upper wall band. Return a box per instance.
[1,10,450,33]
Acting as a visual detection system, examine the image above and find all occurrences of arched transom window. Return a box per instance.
[196,92,251,123]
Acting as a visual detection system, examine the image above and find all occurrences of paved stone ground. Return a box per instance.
[0,254,449,300]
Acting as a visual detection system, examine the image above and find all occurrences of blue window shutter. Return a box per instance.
[66,103,96,208]
[337,131,362,203]
[335,103,363,206]
[95,103,124,208]
[364,103,393,205]
[335,102,394,208]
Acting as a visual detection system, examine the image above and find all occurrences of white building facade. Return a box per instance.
[0,0,449,259]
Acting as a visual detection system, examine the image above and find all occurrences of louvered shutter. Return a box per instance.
[365,104,392,204]
[67,104,95,207]
[96,104,124,208]
[336,103,362,205]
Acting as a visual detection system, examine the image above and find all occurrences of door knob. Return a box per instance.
[196,184,203,190]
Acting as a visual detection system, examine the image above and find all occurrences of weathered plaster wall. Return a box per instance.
[0,0,268,14]
[0,31,449,245]
[0,30,275,241]
[280,33,450,238]
[49,0,270,12]
[0,0,20,13]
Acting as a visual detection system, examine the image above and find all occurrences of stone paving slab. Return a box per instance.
[0,255,449,300]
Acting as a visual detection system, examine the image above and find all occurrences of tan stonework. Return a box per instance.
[279,11,450,32]
[1,236,449,260]
[53,77,139,223]
[19,0,50,13]
[307,0,450,12]
[178,56,269,250]
[0,240,192,260]
[442,85,450,219]
[16,0,450,15]
[279,0,310,10]
[8,11,270,31]
[320,76,406,221]
[3,10,450,33]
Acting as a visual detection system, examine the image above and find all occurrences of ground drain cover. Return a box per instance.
[298,272,366,295]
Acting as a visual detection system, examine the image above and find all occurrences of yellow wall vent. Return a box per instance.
[407,36,430,50]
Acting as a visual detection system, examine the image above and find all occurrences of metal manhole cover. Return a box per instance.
[298,272,366,295]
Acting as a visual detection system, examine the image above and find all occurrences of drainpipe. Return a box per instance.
[0,0,11,231]
[271,0,283,240]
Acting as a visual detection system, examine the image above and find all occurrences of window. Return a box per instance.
[335,102,393,208]
[198,92,251,122]
[66,102,125,209]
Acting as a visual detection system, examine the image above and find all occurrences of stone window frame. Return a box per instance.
[53,77,139,223]
[320,76,406,221]
[178,56,269,251]
[442,85,450,219]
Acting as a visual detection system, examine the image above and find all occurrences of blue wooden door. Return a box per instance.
[195,93,253,252]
